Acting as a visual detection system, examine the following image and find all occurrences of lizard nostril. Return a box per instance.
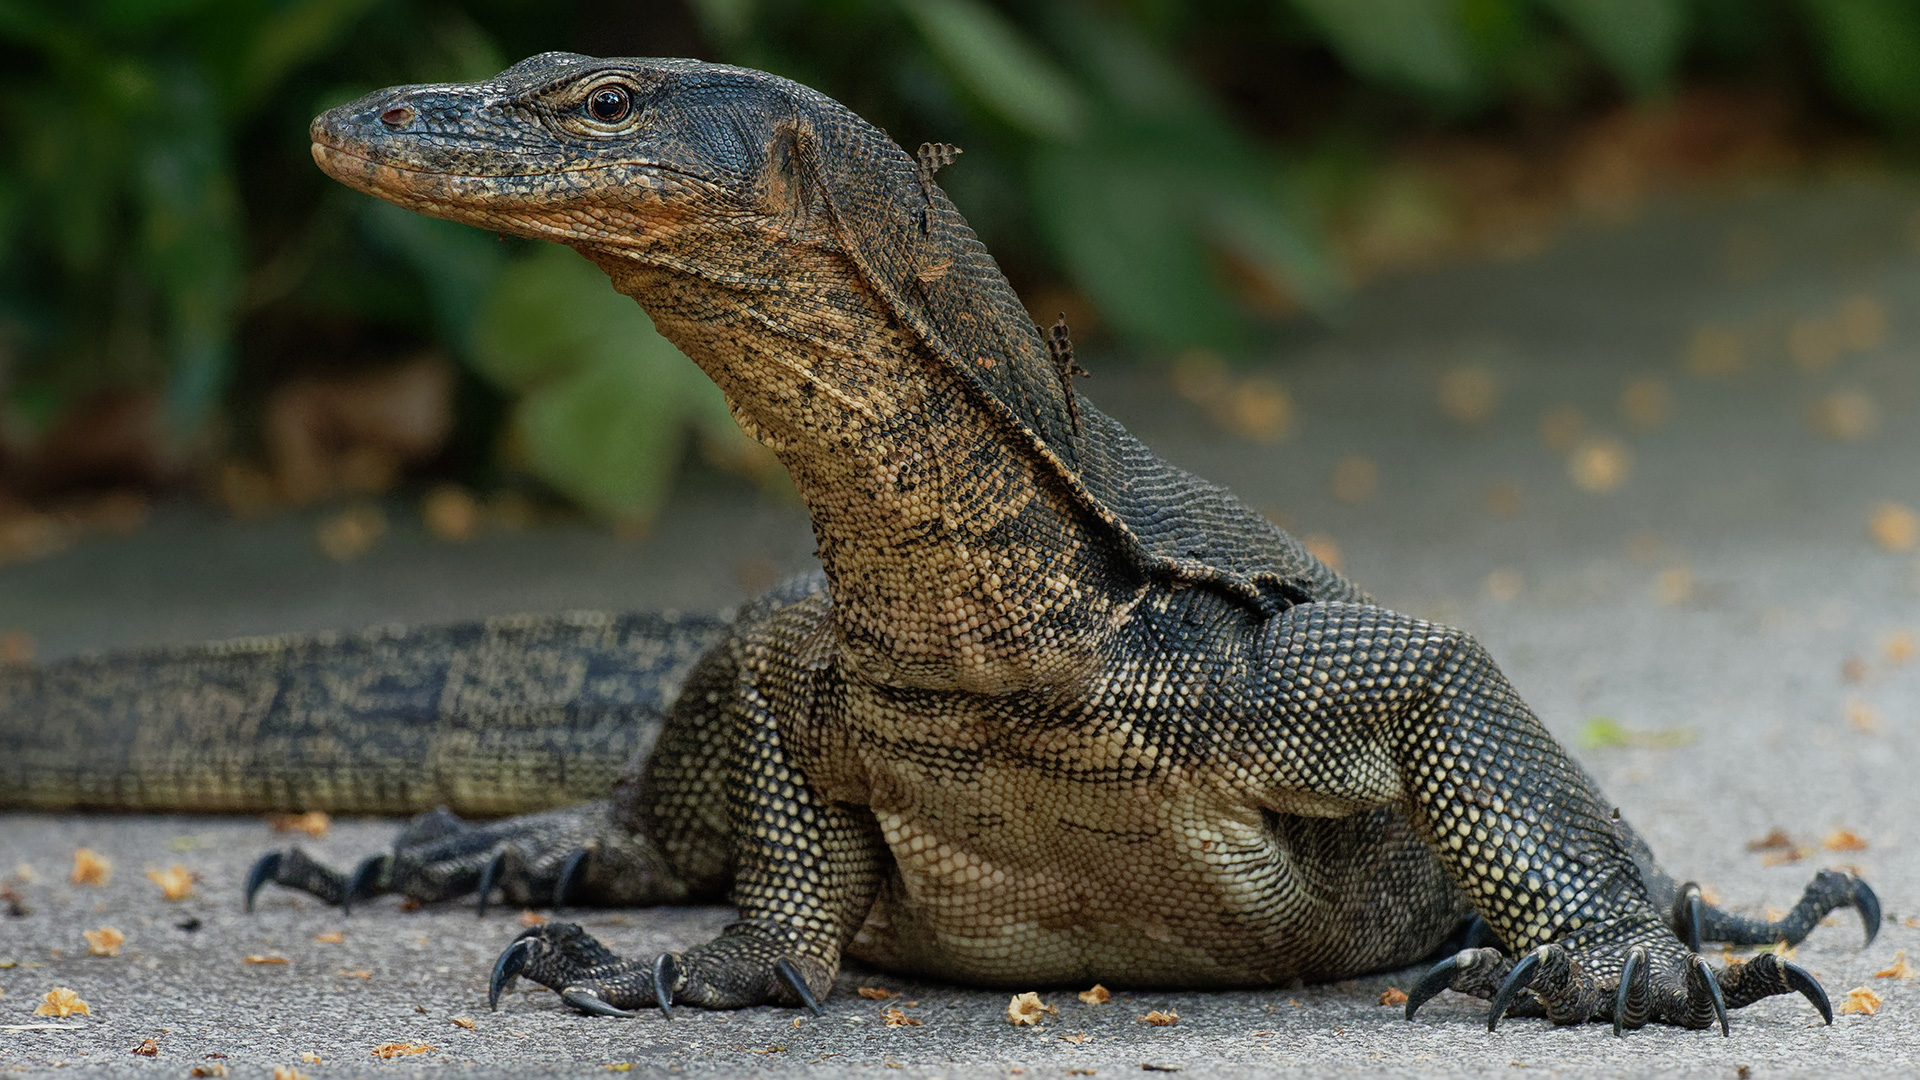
[379,106,415,128]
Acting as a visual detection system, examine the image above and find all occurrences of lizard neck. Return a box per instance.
[589,250,1135,695]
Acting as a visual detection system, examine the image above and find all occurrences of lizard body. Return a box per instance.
[1,53,1874,1032]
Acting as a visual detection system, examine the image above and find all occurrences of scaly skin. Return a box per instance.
[6,53,1874,1033]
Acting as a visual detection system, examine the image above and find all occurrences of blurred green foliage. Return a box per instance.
[0,0,1915,521]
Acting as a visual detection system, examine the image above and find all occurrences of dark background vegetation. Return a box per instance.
[0,0,1915,537]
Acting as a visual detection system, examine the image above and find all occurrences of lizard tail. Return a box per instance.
[0,611,727,817]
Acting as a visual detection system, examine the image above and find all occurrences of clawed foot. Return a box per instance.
[244,806,597,915]
[1407,931,1830,1034]
[489,920,830,1017]
[1670,870,1880,952]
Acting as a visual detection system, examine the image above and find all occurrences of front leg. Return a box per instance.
[1244,602,1854,1032]
[497,603,888,1016]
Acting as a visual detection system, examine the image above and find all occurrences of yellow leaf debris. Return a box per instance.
[517,909,549,927]
[132,1037,158,1056]
[272,1068,309,1080]
[1823,829,1869,851]
[1138,1009,1180,1026]
[316,503,388,562]
[312,931,344,944]
[84,927,125,957]
[268,811,331,839]
[1568,437,1631,494]
[1840,987,1882,1016]
[1379,987,1409,1006]
[146,864,194,901]
[35,987,90,1017]
[1060,1032,1093,1044]
[1302,534,1343,573]
[372,1042,435,1059]
[857,986,897,1000]
[422,485,482,542]
[1884,631,1916,664]
[1875,952,1915,980]
[882,1007,921,1027]
[1871,503,1918,553]
[1437,364,1500,425]
[244,955,289,965]
[70,848,111,887]
[451,1015,476,1029]
[1329,455,1379,504]
[1078,984,1111,1005]
[1007,992,1056,1026]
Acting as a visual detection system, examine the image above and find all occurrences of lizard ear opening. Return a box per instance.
[758,119,821,221]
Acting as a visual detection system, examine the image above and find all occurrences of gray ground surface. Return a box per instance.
[6,176,1920,1077]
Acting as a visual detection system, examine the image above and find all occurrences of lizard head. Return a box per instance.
[310,52,832,256]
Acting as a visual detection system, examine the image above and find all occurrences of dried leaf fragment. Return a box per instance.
[1138,1009,1180,1026]
[316,503,388,562]
[1847,698,1880,733]
[1875,952,1915,979]
[1824,829,1869,852]
[189,1065,227,1078]
[1840,987,1882,1016]
[35,987,90,1017]
[1379,987,1409,1006]
[146,864,195,901]
[1007,992,1055,1026]
[450,1015,476,1029]
[1885,631,1916,665]
[268,811,331,839]
[272,1068,310,1080]
[882,1007,921,1028]
[422,485,482,542]
[1060,1032,1093,1044]
[70,848,111,887]
[132,1038,158,1056]
[1871,503,1918,553]
[857,986,897,1000]
[299,1053,322,1064]
[244,955,289,965]
[518,909,549,927]
[1747,828,1794,851]
[1568,437,1632,494]
[1078,984,1111,1005]
[84,927,125,957]
[337,969,373,979]
[372,1042,435,1059]
[1437,364,1500,424]
[1329,455,1379,504]
[312,931,344,944]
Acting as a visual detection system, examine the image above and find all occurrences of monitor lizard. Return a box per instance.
[0,53,1877,1034]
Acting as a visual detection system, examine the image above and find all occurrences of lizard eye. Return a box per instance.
[586,85,631,124]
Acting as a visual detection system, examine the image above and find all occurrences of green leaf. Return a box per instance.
[473,245,747,521]
[1579,716,1695,750]
[1030,146,1245,352]
[1538,0,1688,97]
[1285,0,1481,105]
[358,200,506,357]
[898,0,1086,140]
[1799,0,1920,131]
[232,0,384,114]
[136,64,243,430]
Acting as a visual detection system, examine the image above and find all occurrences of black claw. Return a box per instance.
[554,849,589,910]
[1783,961,1833,1025]
[561,987,637,1018]
[489,937,531,1011]
[1406,950,1468,1021]
[1613,946,1645,1037]
[477,852,506,919]
[1693,956,1729,1037]
[774,956,824,1016]
[243,852,282,914]
[343,855,387,916]
[652,953,678,1019]
[1684,888,1705,954]
[1487,949,1541,1032]
[1853,877,1882,947]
